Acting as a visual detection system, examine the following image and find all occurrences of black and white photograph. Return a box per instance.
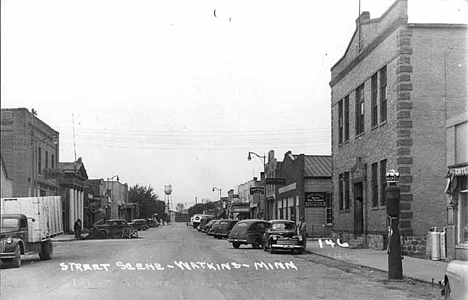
[1,0,467,299]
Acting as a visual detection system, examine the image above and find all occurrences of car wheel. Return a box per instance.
[444,279,452,300]
[11,245,21,268]
[252,239,261,249]
[232,242,240,249]
[39,240,53,260]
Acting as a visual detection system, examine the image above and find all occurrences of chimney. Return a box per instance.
[356,11,370,28]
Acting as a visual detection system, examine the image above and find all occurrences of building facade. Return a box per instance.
[445,112,468,261]
[330,0,467,253]
[1,108,60,197]
[84,178,108,229]
[56,158,88,233]
[265,150,282,221]
[105,179,129,219]
[275,152,333,238]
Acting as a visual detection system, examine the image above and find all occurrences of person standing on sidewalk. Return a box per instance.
[298,217,308,247]
[74,219,82,240]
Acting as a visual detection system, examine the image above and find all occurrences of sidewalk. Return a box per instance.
[51,233,88,242]
[305,238,448,285]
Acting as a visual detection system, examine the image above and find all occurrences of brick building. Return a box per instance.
[330,0,467,253]
[0,108,60,197]
[274,152,332,238]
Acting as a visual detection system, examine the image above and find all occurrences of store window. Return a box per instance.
[460,192,468,244]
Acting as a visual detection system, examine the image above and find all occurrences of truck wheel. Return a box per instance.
[39,240,53,260]
[232,242,240,249]
[11,245,21,268]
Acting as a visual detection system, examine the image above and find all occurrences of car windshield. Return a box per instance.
[271,222,296,230]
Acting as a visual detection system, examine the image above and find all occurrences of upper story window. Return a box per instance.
[45,150,49,169]
[38,147,42,175]
[380,66,387,123]
[338,100,343,144]
[344,95,349,142]
[51,154,55,169]
[371,73,378,127]
[355,84,365,136]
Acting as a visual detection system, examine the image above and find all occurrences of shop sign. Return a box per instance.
[250,186,265,195]
[266,178,286,185]
[305,193,326,207]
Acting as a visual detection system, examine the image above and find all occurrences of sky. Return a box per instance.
[1,0,466,208]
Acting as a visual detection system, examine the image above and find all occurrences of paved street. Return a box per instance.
[1,223,442,300]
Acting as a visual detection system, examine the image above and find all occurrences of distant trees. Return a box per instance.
[128,184,166,220]
[175,203,185,213]
[187,202,217,216]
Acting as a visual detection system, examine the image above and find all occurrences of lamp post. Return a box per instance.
[212,187,222,214]
[247,151,267,219]
[386,169,403,281]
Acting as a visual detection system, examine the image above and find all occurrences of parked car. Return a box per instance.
[262,219,306,254]
[88,219,138,239]
[204,220,220,235]
[212,219,238,239]
[227,219,268,249]
[130,219,149,231]
[440,260,468,299]
[197,216,216,232]
[147,219,159,228]
[191,214,204,228]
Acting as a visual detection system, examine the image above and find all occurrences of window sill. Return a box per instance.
[371,206,379,211]
[455,243,468,250]
[379,120,387,127]
[355,133,364,139]
[371,125,378,131]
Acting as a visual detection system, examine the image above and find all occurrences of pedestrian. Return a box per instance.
[74,219,82,240]
[298,217,308,238]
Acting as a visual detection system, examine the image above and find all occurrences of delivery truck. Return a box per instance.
[1,196,63,268]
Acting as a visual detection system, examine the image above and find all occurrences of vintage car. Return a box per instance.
[262,219,306,254]
[197,215,216,232]
[204,220,220,235]
[191,214,204,228]
[147,219,159,228]
[130,219,149,231]
[440,259,468,299]
[212,220,238,239]
[227,219,268,249]
[88,219,138,239]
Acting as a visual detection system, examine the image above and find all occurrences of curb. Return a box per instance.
[305,250,436,286]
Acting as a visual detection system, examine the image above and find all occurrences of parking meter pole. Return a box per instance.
[386,182,403,281]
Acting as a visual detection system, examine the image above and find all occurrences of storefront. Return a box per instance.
[445,164,468,261]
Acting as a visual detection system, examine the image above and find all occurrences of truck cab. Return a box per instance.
[1,214,53,268]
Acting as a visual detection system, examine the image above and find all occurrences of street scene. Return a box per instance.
[1,223,442,300]
[1,0,467,299]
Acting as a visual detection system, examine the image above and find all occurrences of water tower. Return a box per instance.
[164,184,172,214]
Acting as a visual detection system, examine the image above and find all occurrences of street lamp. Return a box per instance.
[247,151,267,220]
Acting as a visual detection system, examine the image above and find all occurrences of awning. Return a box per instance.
[447,165,468,177]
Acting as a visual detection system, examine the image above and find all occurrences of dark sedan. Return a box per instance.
[262,219,306,254]
[227,219,268,249]
[212,219,238,239]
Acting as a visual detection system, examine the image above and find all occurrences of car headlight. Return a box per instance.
[6,237,13,244]
[298,235,303,241]
[272,235,278,241]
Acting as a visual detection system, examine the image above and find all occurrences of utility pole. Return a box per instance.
[386,169,403,281]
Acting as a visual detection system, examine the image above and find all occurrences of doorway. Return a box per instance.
[353,182,364,234]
